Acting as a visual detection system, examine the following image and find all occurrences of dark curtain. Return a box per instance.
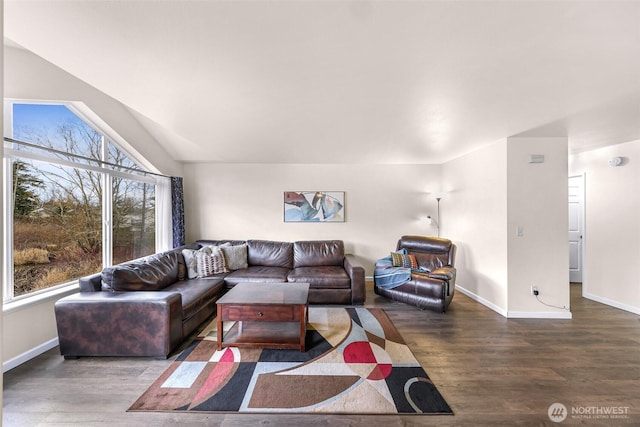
[171,176,185,248]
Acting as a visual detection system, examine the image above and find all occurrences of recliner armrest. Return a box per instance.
[427,266,456,281]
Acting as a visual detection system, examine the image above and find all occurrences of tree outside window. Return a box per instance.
[6,103,157,299]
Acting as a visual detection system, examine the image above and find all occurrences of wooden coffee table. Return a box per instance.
[216,282,310,352]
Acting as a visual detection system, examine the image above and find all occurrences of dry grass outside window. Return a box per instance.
[34,267,73,290]
[14,248,50,266]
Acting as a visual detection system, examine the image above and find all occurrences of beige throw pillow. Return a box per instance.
[219,243,248,270]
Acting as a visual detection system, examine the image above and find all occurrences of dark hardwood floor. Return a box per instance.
[3,283,639,426]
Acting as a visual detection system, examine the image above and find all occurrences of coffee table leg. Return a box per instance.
[217,305,223,351]
[300,304,307,352]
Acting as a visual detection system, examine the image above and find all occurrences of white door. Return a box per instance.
[568,175,584,283]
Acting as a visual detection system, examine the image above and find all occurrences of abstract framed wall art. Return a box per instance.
[284,191,345,222]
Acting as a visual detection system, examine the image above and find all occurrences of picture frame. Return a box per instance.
[283,191,345,222]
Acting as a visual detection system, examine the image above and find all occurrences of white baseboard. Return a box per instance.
[455,285,572,319]
[455,285,508,317]
[3,337,59,373]
[507,310,572,319]
[583,292,640,315]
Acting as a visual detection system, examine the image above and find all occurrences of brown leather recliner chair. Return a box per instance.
[374,235,456,313]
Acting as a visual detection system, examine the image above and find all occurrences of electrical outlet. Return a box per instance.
[531,286,539,296]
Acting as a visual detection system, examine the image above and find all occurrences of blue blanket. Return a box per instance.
[373,255,412,290]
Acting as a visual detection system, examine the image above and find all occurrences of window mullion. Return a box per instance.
[3,157,15,301]
[101,136,113,268]
[3,102,15,301]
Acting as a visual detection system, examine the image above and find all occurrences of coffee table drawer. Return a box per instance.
[222,304,299,321]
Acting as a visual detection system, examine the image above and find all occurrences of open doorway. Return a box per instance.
[568,174,584,284]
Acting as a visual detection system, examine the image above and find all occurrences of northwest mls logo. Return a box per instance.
[548,403,568,423]
[548,402,631,422]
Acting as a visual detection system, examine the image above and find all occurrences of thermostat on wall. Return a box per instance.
[528,154,545,164]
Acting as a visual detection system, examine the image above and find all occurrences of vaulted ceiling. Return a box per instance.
[4,1,640,164]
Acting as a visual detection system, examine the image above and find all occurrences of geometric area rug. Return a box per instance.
[129,307,453,415]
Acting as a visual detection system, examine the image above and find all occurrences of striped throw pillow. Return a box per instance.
[390,252,418,269]
[195,247,229,277]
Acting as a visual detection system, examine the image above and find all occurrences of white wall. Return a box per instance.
[2,45,184,367]
[441,137,571,318]
[184,163,442,274]
[506,137,570,317]
[570,139,640,314]
[3,299,60,371]
[441,140,509,314]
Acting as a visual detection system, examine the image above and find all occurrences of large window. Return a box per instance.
[4,102,165,302]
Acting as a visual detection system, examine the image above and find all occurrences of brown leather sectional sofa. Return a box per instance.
[54,239,365,359]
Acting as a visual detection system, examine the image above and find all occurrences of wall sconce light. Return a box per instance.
[427,197,441,237]
[427,215,439,236]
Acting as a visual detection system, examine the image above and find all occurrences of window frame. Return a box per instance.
[3,100,171,307]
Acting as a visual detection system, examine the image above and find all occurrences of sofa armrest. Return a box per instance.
[79,272,102,292]
[344,255,366,304]
[54,291,183,358]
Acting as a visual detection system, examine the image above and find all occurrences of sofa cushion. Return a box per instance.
[397,236,453,271]
[102,251,180,291]
[196,239,247,247]
[224,266,291,286]
[288,266,351,289]
[413,253,448,271]
[247,240,293,268]
[164,278,226,321]
[294,240,344,267]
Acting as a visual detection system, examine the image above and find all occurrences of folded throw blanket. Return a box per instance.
[373,255,412,290]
